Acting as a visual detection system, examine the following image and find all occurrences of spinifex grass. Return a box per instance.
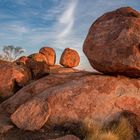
[84,117,134,140]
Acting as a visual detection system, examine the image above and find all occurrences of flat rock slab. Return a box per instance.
[11,98,51,131]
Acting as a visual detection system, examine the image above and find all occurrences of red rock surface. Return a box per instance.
[0,72,138,132]
[83,7,140,77]
[49,65,79,74]
[39,47,56,66]
[60,48,80,68]
[0,60,32,98]
[15,56,29,65]
[11,98,51,131]
[0,72,88,114]
[27,53,49,79]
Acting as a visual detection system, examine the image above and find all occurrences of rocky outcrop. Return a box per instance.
[39,47,56,66]
[0,72,87,133]
[60,48,80,68]
[27,53,49,79]
[0,72,88,115]
[1,72,140,132]
[1,7,140,140]
[83,7,140,77]
[0,60,32,99]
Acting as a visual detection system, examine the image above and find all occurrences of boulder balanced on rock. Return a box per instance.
[60,48,80,68]
[27,53,49,79]
[83,7,140,77]
[39,47,56,66]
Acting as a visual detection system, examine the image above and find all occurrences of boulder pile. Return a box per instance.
[0,7,140,140]
[0,47,80,99]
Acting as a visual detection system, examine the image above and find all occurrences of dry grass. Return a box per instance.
[84,117,134,140]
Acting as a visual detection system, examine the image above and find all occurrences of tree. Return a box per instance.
[0,45,25,61]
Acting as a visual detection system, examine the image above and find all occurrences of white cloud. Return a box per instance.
[58,0,77,38]
[1,0,140,71]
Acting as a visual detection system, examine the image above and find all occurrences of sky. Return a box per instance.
[0,0,140,71]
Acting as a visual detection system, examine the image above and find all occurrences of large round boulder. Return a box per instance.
[39,47,56,66]
[27,53,49,79]
[0,60,32,99]
[83,7,140,77]
[60,48,80,68]
[3,72,140,133]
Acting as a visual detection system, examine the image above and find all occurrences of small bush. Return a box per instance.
[84,117,134,140]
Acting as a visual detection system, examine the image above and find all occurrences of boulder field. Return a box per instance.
[1,6,140,140]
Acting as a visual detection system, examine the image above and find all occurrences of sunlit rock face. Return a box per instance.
[83,7,140,77]
[60,48,80,68]
[0,60,32,99]
[39,47,56,66]
[27,53,49,79]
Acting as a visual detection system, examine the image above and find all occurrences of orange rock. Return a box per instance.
[39,47,56,66]
[83,7,140,77]
[27,53,49,79]
[0,60,32,98]
[11,98,51,131]
[28,53,48,63]
[15,56,29,65]
[5,72,140,132]
[60,48,80,68]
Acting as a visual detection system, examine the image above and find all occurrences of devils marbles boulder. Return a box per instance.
[83,7,140,77]
[0,60,32,99]
[27,53,49,79]
[39,47,56,66]
[11,98,51,131]
[60,48,80,68]
[8,72,140,132]
[14,56,29,65]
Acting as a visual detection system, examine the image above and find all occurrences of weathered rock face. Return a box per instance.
[0,72,88,115]
[27,53,49,79]
[0,72,87,132]
[11,98,51,131]
[49,65,79,74]
[39,47,56,66]
[0,60,32,99]
[28,53,48,63]
[60,48,80,68]
[83,7,140,77]
[3,72,140,132]
[14,56,29,65]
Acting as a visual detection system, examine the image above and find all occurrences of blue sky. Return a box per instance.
[0,0,140,70]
